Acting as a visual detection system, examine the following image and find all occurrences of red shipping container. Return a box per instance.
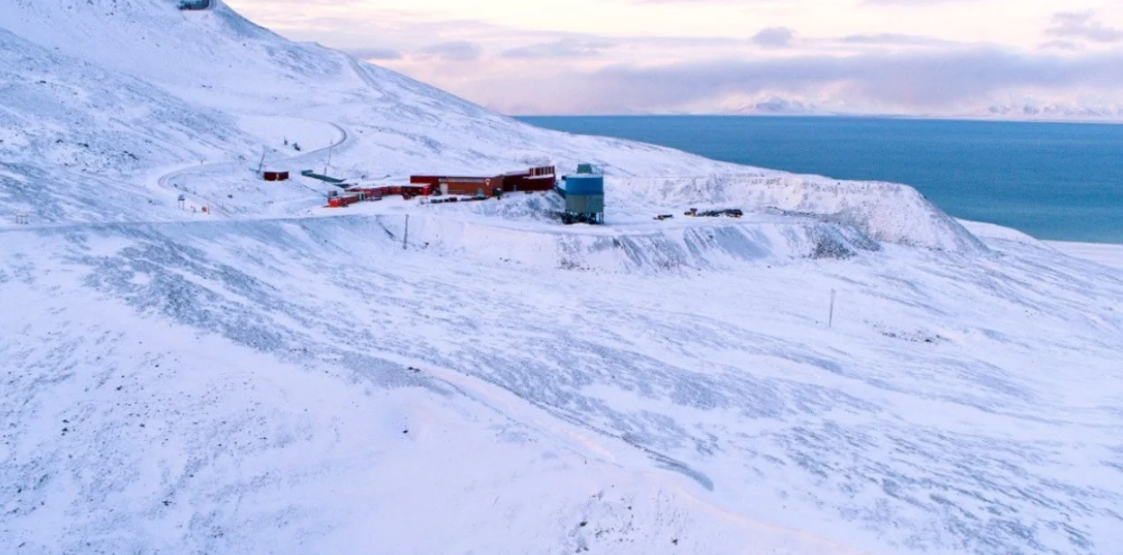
[329,195,361,207]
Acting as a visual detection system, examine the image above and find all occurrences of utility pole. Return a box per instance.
[828,289,837,328]
[256,149,266,174]
[324,142,334,176]
[403,215,409,250]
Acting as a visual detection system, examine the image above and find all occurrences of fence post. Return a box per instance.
[403,215,409,250]
[829,289,836,328]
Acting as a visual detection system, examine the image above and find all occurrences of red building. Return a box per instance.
[410,175,501,197]
[410,166,554,196]
[502,166,556,192]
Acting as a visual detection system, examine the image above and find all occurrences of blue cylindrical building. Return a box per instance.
[564,175,604,196]
[561,169,605,224]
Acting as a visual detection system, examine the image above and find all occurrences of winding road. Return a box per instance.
[148,45,405,220]
[151,51,391,217]
[154,121,351,218]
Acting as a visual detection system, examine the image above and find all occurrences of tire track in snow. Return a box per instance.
[346,55,380,91]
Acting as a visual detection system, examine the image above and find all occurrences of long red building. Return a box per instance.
[328,166,557,208]
[410,165,556,197]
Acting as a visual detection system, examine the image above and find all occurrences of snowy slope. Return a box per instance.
[2,217,1121,554]
[2,2,1122,555]
[0,26,260,223]
[1048,242,1123,272]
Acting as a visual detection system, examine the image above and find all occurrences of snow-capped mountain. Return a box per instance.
[983,101,1123,121]
[2,2,1121,555]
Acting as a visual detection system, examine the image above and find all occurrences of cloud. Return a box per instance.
[1040,40,1083,52]
[752,27,795,48]
[501,39,615,59]
[418,41,481,62]
[346,47,403,61]
[862,0,973,4]
[837,33,952,46]
[220,0,1123,116]
[1047,12,1123,43]
[491,47,1123,114]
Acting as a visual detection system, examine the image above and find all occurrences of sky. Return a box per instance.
[224,0,1123,117]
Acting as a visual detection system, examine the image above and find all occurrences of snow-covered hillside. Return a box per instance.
[2,2,1122,555]
[3,215,1122,555]
[0,0,745,226]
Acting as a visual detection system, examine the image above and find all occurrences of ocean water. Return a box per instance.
[519,116,1123,244]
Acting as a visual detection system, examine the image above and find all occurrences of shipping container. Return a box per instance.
[328,194,361,208]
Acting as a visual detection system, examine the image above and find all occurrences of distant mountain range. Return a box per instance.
[723,95,1123,122]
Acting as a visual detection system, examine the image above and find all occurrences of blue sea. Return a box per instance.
[519,116,1123,244]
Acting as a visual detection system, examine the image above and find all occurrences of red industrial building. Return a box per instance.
[410,165,555,197]
[263,170,290,182]
[502,166,557,192]
[327,165,557,208]
[409,176,499,197]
